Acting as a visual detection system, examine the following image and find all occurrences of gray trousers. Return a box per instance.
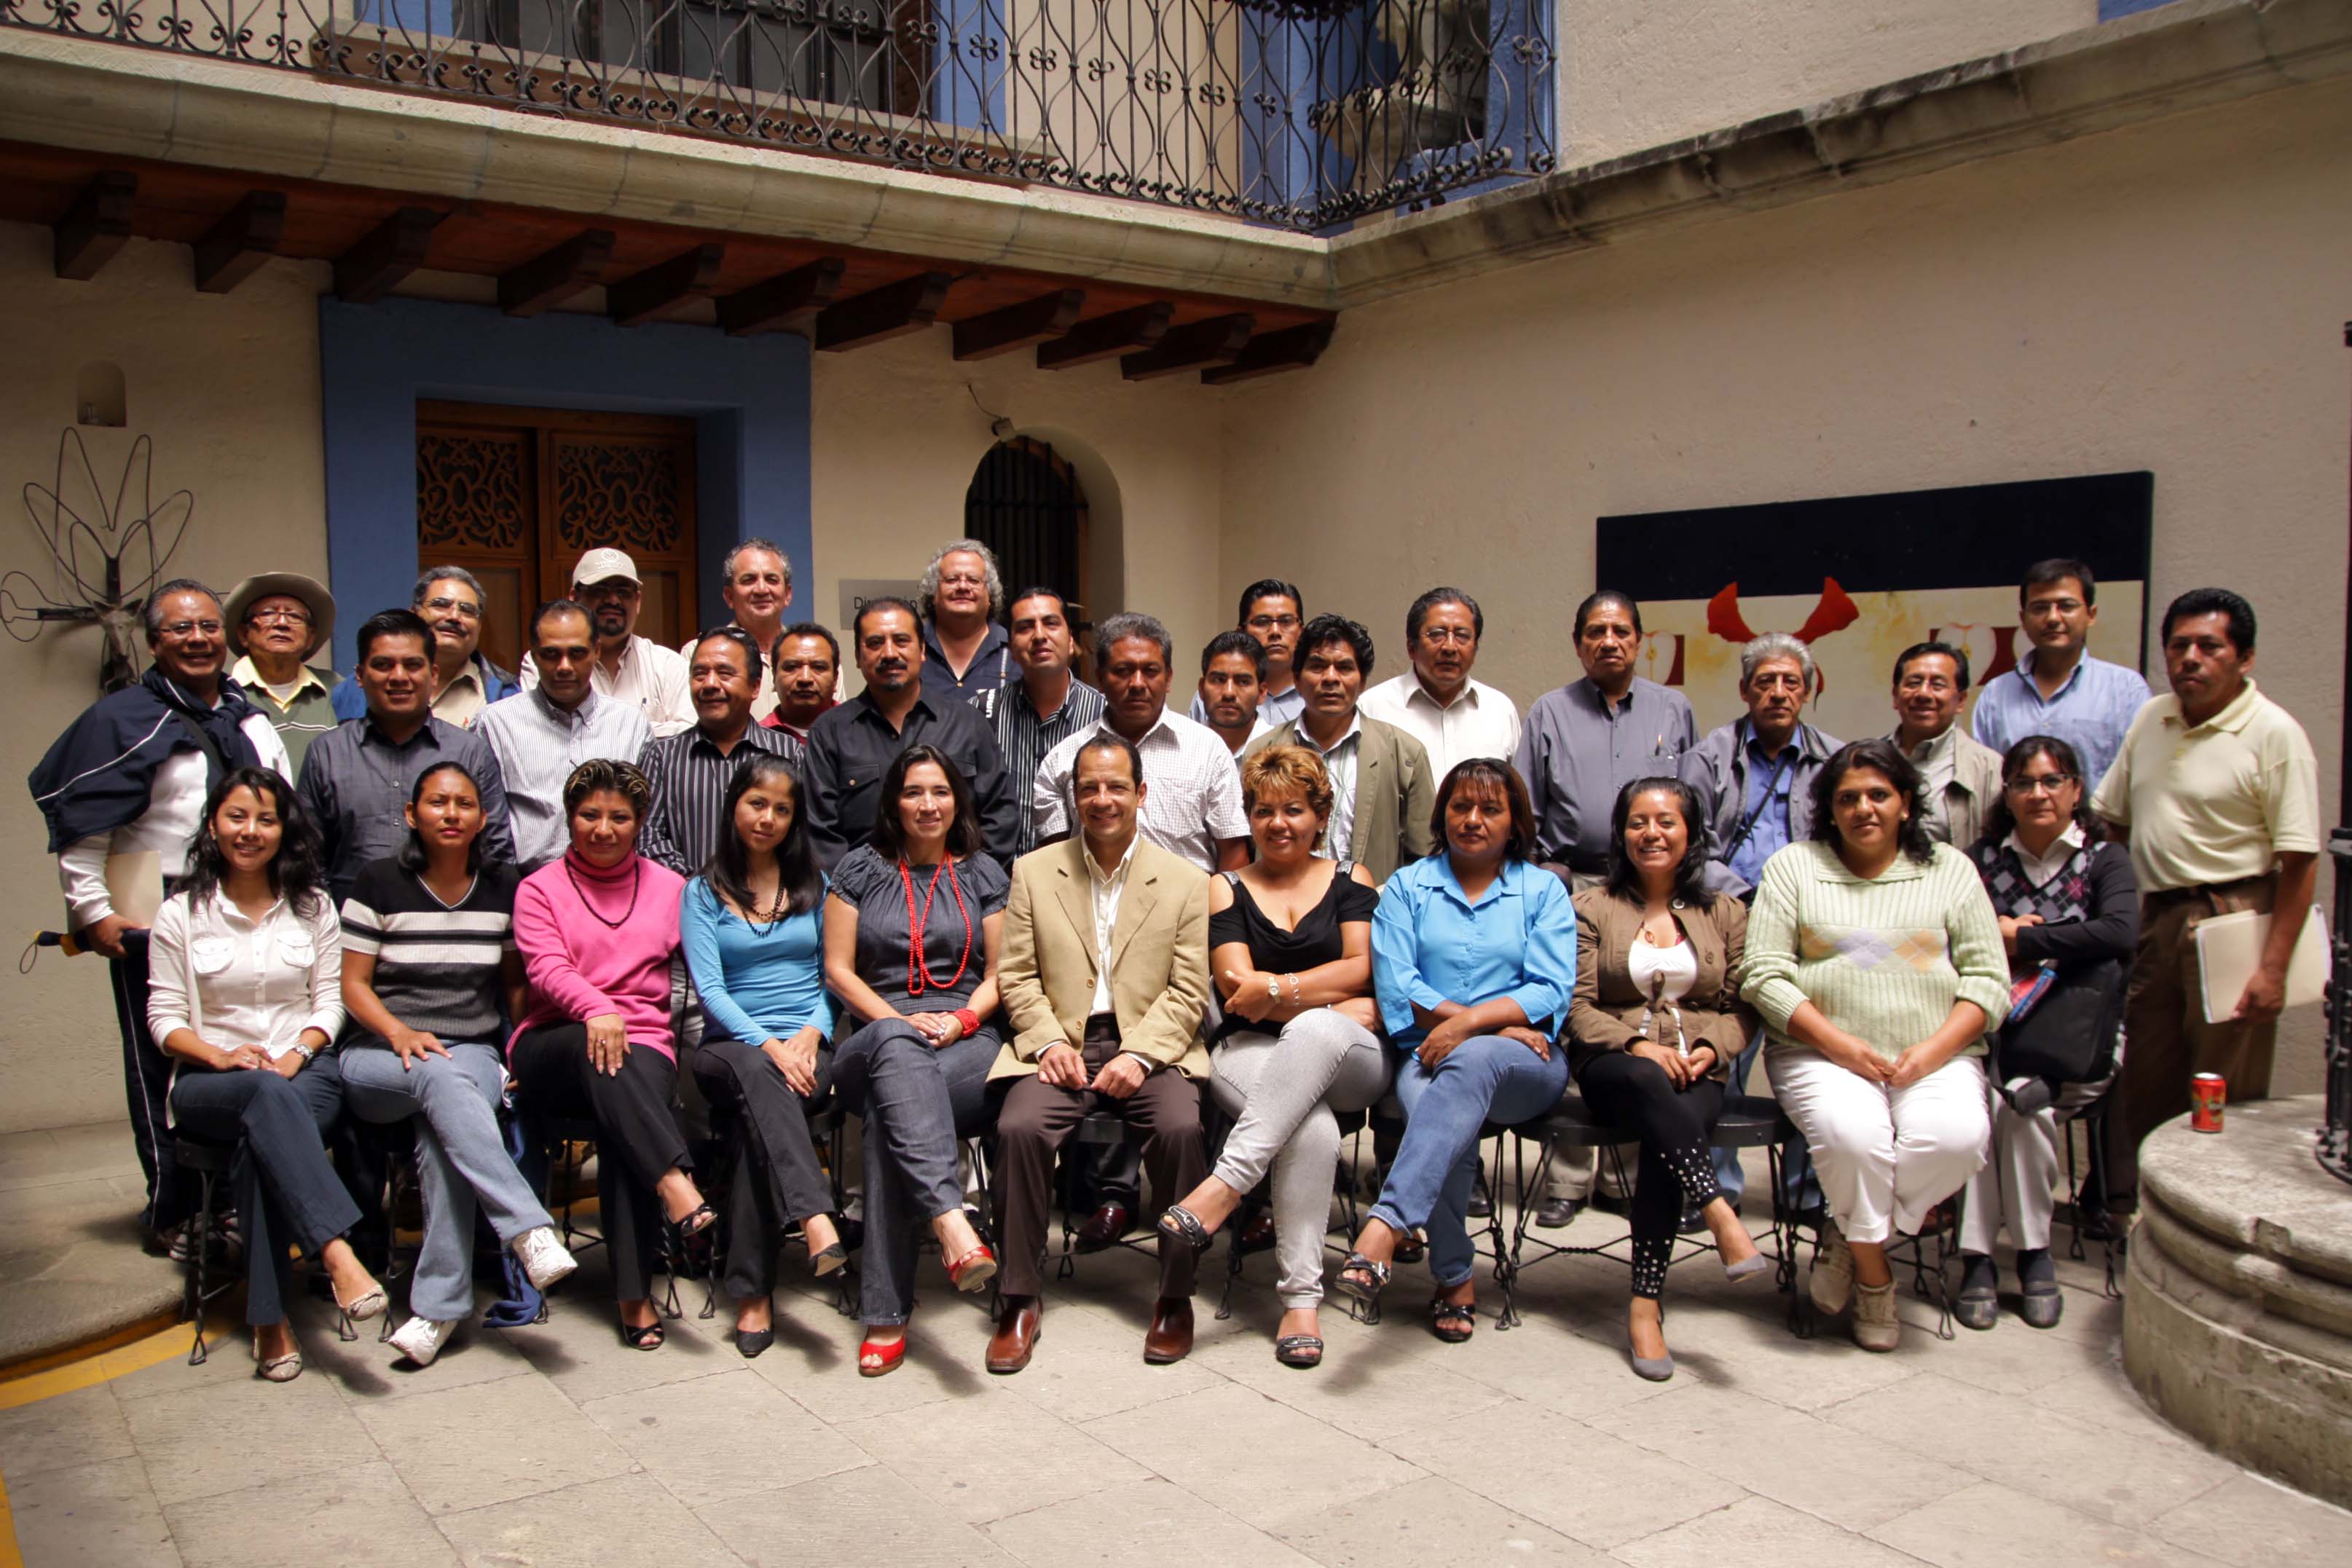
[340,1043,554,1323]
[833,1020,997,1327]
[1210,1010,1390,1307]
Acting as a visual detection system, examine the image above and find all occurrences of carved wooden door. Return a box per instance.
[417,401,699,674]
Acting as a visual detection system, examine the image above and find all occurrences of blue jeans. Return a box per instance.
[1712,1025,1821,1214]
[1371,1036,1569,1288]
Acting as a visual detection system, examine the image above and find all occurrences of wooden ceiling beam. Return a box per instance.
[334,205,443,304]
[1035,302,1173,371]
[1200,320,1338,385]
[193,190,287,294]
[814,271,954,352]
[717,257,848,337]
[607,243,725,328]
[52,170,136,282]
[953,288,1086,362]
[1120,312,1255,381]
[499,229,615,318]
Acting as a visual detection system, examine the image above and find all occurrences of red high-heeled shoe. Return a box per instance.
[857,1335,907,1377]
[946,1241,998,1293]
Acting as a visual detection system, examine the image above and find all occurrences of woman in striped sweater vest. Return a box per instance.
[1740,739,2008,1352]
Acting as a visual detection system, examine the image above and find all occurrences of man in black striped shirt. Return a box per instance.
[639,627,803,876]
[993,588,1106,856]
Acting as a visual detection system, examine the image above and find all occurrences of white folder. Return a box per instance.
[2195,905,2331,1025]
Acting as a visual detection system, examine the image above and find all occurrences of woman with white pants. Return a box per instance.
[1742,738,2010,1351]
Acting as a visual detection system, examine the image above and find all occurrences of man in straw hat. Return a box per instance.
[225,571,342,773]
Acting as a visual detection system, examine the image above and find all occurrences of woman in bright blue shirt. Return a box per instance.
[683,753,841,1359]
[1338,757,1576,1342]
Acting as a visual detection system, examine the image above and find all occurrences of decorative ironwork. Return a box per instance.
[2,428,193,693]
[417,431,528,549]
[0,0,1554,231]
[553,436,684,553]
[2323,828,2351,1186]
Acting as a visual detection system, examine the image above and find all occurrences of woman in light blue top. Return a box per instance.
[1337,758,1577,1342]
[683,753,841,1359]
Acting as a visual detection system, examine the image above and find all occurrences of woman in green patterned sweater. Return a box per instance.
[1740,738,2009,1352]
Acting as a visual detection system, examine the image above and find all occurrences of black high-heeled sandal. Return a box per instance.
[1334,1252,1391,1306]
[1157,1204,1216,1255]
[621,1319,666,1351]
[673,1202,717,1240]
[808,1242,849,1277]
[1275,1334,1324,1369]
[1429,1297,1477,1344]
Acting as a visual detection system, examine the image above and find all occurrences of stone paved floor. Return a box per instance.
[4,1138,2351,1568]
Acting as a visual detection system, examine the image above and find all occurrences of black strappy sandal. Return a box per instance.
[1334,1252,1391,1306]
[1157,1204,1216,1255]
[1275,1334,1324,1369]
[621,1319,666,1351]
[1430,1297,1477,1344]
[674,1202,718,1240]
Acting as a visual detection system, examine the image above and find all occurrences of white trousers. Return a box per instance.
[1768,1048,1989,1246]
[1959,1087,2058,1255]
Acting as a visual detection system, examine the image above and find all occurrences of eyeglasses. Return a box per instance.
[1418,627,1476,646]
[245,609,311,626]
[937,572,988,589]
[157,620,224,638]
[2009,773,2077,795]
[1246,614,1301,633]
[421,596,482,618]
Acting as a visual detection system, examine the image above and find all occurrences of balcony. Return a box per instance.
[0,0,1555,230]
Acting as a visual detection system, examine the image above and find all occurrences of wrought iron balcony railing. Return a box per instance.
[2,0,1557,230]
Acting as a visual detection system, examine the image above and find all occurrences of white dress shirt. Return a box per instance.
[1359,674,1522,782]
[146,888,345,1057]
[522,634,694,737]
[475,688,655,869]
[2006,822,2087,889]
[1085,834,1138,1017]
[1289,713,1364,864]
[1033,709,1248,871]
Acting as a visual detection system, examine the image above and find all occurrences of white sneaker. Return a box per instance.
[1810,1219,1855,1315]
[388,1316,455,1368]
[512,1226,578,1292]
[1852,1279,1900,1352]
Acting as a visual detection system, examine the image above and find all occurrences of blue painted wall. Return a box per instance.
[316,296,811,673]
[2099,0,2180,17]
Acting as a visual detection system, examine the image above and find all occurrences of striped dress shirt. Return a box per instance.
[637,722,805,876]
[993,676,1106,854]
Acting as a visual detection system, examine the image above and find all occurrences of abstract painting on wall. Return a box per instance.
[1594,472,2152,742]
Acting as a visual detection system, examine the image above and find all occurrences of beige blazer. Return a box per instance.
[1565,886,1756,1079]
[991,837,1214,1082]
[1246,714,1436,885]
[1940,727,2006,851]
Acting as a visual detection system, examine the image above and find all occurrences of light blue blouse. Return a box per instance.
[680,877,833,1046]
[1372,856,1578,1045]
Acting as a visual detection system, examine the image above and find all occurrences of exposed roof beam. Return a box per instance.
[334,205,442,304]
[814,271,953,352]
[1034,302,1174,371]
[953,288,1086,361]
[717,257,848,337]
[1200,320,1337,385]
[193,190,287,294]
[499,229,616,318]
[1120,312,1254,381]
[52,170,135,282]
[607,243,725,327]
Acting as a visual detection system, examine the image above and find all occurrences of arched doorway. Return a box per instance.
[964,437,1090,635]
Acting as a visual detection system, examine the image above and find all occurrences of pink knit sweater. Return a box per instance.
[510,851,688,1060]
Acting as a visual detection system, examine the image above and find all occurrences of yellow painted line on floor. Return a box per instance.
[0,1313,234,1413]
[0,1467,22,1568]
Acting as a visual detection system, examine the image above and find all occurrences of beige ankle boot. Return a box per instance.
[1852,1279,1900,1351]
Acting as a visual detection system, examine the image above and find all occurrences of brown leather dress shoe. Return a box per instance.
[987,1297,1041,1374]
[1144,1297,1195,1364]
[1075,1201,1130,1253]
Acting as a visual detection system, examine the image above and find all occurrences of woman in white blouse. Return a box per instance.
[149,766,385,1382]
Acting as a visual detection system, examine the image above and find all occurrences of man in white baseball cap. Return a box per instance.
[224,571,343,771]
[518,546,693,736]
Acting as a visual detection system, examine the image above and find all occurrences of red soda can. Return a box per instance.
[2190,1073,2226,1133]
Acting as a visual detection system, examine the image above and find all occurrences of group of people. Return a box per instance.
[28,535,2320,1386]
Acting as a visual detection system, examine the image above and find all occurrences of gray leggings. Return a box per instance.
[340,1042,554,1323]
[1208,1009,1390,1308]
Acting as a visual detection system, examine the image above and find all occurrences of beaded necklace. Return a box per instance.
[564,856,643,931]
[899,856,974,995]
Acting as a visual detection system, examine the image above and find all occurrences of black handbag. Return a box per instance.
[1995,956,2125,1090]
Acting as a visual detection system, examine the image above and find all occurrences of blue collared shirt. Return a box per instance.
[1372,856,1578,1045]
[1969,650,2150,792]
[1729,721,1801,893]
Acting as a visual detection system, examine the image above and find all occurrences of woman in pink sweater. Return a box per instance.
[511,758,709,1349]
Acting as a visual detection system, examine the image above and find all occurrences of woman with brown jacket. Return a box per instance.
[1569,777,1770,1381]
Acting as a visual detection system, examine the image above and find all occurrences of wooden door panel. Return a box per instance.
[548,430,699,650]
[417,425,538,674]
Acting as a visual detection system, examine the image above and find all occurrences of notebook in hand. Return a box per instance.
[2194,906,2331,1025]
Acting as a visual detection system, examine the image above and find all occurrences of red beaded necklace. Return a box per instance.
[899,857,974,995]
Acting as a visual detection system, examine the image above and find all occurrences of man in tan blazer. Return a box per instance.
[1245,614,1436,885]
[988,735,1214,1373]
[1888,639,2005,848]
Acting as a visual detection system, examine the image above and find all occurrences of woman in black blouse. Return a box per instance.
[1159,745,1390,1368]
[823,744,1006,1376]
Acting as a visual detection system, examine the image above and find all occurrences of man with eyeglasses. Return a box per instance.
[224,572,342,771]
[518,548,694,737]
[1970,558,2151,792]
[686,539,797,722]
[30,578,291,1253]
[1887,639,2002,848]
[1188,579,1307,730]
[330,567,521,728]
[917,539,1015,716]
[1359,587,1521,781]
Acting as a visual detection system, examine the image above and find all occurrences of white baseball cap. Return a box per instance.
[571,547,641,588]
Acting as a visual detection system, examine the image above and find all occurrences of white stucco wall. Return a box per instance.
[1217,72,2352,1092]
[0,224,329,1133]
[1558,0,2098,167]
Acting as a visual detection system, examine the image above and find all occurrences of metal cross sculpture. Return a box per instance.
[2,428,194,695]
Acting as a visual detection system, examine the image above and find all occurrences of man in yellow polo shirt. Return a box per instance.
[2093,588,2320,1209]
